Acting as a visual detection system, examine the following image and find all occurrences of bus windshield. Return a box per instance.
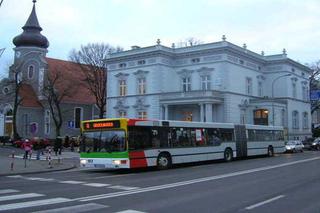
[80,130,126,153]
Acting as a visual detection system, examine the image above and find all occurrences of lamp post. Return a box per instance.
[271,74,291,126]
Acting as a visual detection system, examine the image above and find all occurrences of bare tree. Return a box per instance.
[0,65,26,139]
[309,60,320,114]
[69,43,122,118]
[42,68,80,137]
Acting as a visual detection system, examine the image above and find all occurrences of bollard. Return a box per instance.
[10,151,15,171]
[47,147,53,168]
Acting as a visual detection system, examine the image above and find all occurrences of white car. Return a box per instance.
[285,141,304,153]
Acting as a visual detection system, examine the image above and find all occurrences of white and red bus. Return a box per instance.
[79,118,285,169]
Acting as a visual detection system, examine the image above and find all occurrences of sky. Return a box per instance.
[0,0,320,77]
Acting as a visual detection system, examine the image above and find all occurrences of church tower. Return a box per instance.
[11,0,49,99]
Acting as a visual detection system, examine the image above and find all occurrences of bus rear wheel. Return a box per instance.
[157,153,172,170]
[224,148,233,162]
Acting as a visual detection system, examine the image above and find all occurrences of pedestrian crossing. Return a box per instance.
[0,189,146,212]
[6,175,140,191]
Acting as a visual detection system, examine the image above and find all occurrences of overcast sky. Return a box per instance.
[0,0,319,77]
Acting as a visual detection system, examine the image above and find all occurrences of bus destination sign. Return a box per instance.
[83,120,120,130]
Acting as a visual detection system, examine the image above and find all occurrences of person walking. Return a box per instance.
[21,139,32,160]
[54,137,63,155]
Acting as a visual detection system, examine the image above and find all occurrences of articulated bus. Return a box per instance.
[79,118,285,169]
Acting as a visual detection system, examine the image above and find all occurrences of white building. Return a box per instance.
[106,38,312,140]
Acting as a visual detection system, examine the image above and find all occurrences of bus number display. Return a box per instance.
[83,120,120,130]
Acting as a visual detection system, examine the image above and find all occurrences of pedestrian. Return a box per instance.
[21,139,32,159]
[54,137,63,155]
[70,137,75,152]
[33,139,42,160]
[64,135,70,148]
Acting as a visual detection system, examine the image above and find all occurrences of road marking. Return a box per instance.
[245,195,285,210]
[0,197,71,211]
[0,190,19,194]
[113,210,147,213]
[0,193,44,202]
[6,175,23,178]
[76,156,320,202]
[108,186,140,191]
[59,181,86,184]
[83,183,111,187]
[32,203,108,213]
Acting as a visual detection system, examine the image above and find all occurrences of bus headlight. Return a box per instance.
[80,159,87,165]
[113,160,127,165]
[113,160,121,165]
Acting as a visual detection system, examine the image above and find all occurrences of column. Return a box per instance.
[164,104,169,120]
[205,103,213,122]
[199,103,204,122]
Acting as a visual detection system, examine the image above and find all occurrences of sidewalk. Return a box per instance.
[0,146,79,176]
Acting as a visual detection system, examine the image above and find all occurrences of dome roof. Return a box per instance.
[13,2,49,48]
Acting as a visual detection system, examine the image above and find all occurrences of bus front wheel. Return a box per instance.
[224,148,233,162]
[157,153,172,170]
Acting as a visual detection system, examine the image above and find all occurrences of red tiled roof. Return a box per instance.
[19,84,42,108]
[46,57,96,105]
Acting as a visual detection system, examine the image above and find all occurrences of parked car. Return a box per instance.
[285,141,304,153]
[302,137,315,150]
[311,138,320,150]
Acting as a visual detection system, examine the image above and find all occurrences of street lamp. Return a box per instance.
[271,74,291,126]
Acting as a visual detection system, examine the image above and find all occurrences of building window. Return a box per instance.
[138,111,147,119]
[303,112,308,129]
[22,114,28,136]
[119,80,127,96]
[44,110,50,135]
[119,63,127,68]
[246,77,252,95]
[28,65,34,79]
[74,107,83,129]
[201,75,211,90]
[292,111,299,129]
[258,81,263,97]
[191,58,200,63]
[254,109,269,125]
[292,83,297,98]
[182,77,191,92]
[138,78,146,95]
[137,60,146,65]
[302,86,308,101]
[119,111,127,118]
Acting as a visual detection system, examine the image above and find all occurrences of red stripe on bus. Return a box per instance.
[127,119,148,126]
[129,151,148,168]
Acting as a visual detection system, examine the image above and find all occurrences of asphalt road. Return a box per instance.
[0,151,320,213]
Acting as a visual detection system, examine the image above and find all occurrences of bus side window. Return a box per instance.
[151,129,160,148]
[208,128,222,146]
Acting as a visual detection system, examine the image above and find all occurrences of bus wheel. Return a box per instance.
[224,148,233,162]
[157,153,172,170]
[267,146,274,157]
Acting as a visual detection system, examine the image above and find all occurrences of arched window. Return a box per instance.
[303,112,308,129]
[292,111,299,129]
[28,65,34,79]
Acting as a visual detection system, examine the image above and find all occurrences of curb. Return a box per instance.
[0,164,77,177]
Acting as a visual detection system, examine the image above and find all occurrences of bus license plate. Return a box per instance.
[94,164,105,168]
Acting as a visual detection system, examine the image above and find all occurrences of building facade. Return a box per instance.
[0,1,97,139]
[106,39,312,140]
